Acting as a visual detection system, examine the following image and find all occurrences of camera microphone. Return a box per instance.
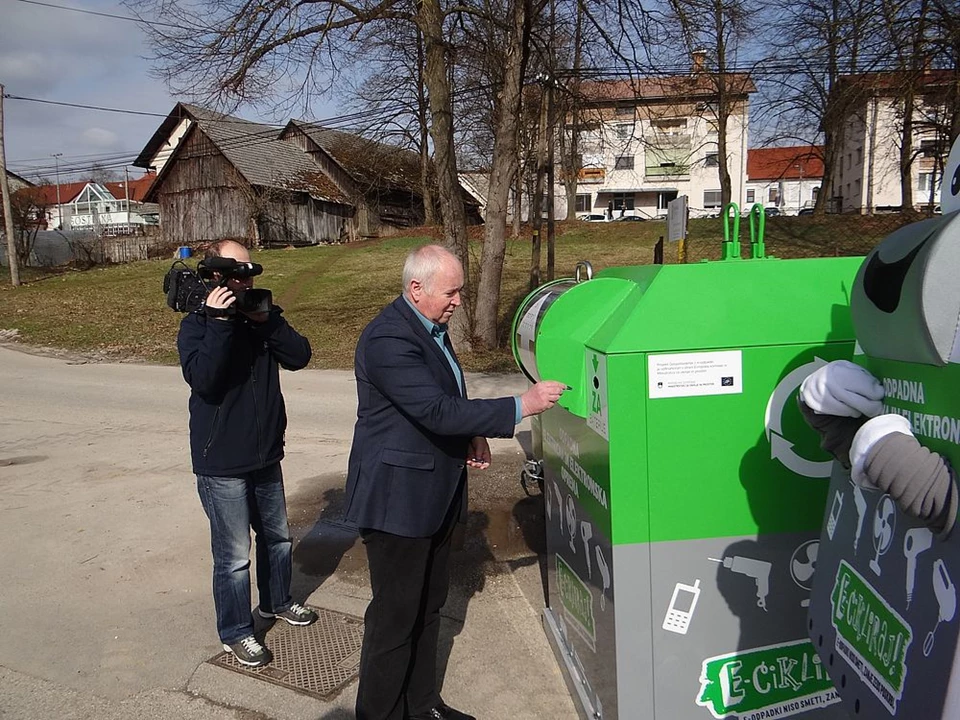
[198,257,263,279]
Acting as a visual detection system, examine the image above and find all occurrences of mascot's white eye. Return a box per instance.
[944,135,960,214]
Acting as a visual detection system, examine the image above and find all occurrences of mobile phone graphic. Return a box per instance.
[826,490,843,541]
[662,579,701,635]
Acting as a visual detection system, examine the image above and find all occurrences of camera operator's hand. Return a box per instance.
[204,286,236,320]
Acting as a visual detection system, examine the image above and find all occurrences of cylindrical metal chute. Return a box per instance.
[512,279,577,384]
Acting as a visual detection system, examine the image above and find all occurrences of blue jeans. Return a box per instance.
[196,463,293,644]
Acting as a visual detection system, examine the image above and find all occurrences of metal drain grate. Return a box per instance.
[209,606,364,699]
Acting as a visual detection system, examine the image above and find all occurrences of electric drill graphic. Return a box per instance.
[710,555,771,611]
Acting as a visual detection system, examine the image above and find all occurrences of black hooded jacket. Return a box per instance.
[178,307,311,476]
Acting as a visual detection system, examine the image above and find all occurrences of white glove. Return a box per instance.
[799,360,884,418]
[850,414,913,486]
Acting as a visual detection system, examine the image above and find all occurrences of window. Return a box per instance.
[704,152,719,167]
[918,172,937,193]
[651,118,688,135]
[704,190,722,208]
[812,187,820,203]
[575,194,592,213]
[645,141,691,176]
[746,189,755,203]
[613,193,635,210]
[616,124,633,140]
[615,105,634,117]
[920,139,939,157]
[614,155,635,171]
[856,147,862,165]
[768,187,779,204]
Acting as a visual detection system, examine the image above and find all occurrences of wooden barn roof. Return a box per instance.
[286,121,426,195]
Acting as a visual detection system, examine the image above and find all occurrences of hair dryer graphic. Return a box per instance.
[580,521,594,578]
[710,555,771,611]
[904,527,933,609]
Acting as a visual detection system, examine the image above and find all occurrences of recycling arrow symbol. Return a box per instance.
[764,357,833,478]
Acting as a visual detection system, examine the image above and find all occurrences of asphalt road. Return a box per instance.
[0,344,574,720]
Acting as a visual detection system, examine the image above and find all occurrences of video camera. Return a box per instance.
[163,256,273,315]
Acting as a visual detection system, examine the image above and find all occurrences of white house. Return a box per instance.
[32,175,158,234]
[745,147,824,215]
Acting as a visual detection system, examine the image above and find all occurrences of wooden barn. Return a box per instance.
[280,121,433,237]
[134,104,353,246]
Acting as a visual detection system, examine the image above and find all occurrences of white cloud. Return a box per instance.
[82,127,120,147]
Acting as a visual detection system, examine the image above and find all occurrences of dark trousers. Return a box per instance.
[355,500,460,720]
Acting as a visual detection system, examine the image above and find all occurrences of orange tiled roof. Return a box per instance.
[748,146,824,181]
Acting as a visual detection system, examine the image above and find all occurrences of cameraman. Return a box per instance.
[178,239,316,668]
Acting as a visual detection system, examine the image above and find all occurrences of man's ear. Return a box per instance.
[409,280,423,302]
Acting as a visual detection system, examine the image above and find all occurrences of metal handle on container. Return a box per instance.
[575,261,594,283]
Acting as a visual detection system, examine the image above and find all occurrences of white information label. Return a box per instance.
[648,350,743,399]
[586,349,609,440]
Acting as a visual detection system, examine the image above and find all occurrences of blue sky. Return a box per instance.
[0,0,339,182]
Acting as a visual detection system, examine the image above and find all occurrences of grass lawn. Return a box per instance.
[0,215,906,371]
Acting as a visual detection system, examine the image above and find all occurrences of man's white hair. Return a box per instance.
[402,245,458,295]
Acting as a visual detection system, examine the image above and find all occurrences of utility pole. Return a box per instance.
[52,153,63,229]
[545,0,557,281]
[0,84,20,286]
[124,165,131,231]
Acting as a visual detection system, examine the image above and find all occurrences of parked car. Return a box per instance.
[797,208,814,216]
[764,206,781,217]
[615,215,647,222]
[578,213,608,222]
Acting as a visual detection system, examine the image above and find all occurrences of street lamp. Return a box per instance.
[51,153,62,229]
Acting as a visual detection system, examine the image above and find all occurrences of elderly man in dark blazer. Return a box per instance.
[345,244,565,720]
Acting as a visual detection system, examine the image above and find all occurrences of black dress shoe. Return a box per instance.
[408,701,476,720]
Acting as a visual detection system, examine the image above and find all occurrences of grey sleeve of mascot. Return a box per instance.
[798,399,867,468]
[864,433,959,538]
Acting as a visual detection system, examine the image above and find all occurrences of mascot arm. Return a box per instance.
[862,430,958,538]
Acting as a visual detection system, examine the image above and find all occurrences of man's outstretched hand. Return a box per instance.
[520,381,567,417]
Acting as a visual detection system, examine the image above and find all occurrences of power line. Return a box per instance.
[12,0,188,29]
[3,94,170,118]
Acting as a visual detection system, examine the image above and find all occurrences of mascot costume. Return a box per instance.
[801,135,960,718]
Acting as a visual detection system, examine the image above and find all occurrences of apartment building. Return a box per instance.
[832,70,953,213]
[557,72,755,219]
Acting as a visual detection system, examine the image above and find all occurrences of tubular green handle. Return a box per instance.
[749,203,766,259]
[721,202,741,260]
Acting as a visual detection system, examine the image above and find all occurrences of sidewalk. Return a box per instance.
[0,346,575,720]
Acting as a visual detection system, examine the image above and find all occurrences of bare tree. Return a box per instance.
[132,0,477,341]
[341,21,438,225]
[663,0,751,207]
[767,0,885,214]
[0,187,48,268]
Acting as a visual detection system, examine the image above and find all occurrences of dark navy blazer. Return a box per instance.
[344,296,516,537]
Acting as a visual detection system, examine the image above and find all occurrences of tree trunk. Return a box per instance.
[475,0,531,349]
[714,4,733,207]
[529,86,548,291]
[418,0,472,345]
[416,29,437,226]
[900,88,915,211]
